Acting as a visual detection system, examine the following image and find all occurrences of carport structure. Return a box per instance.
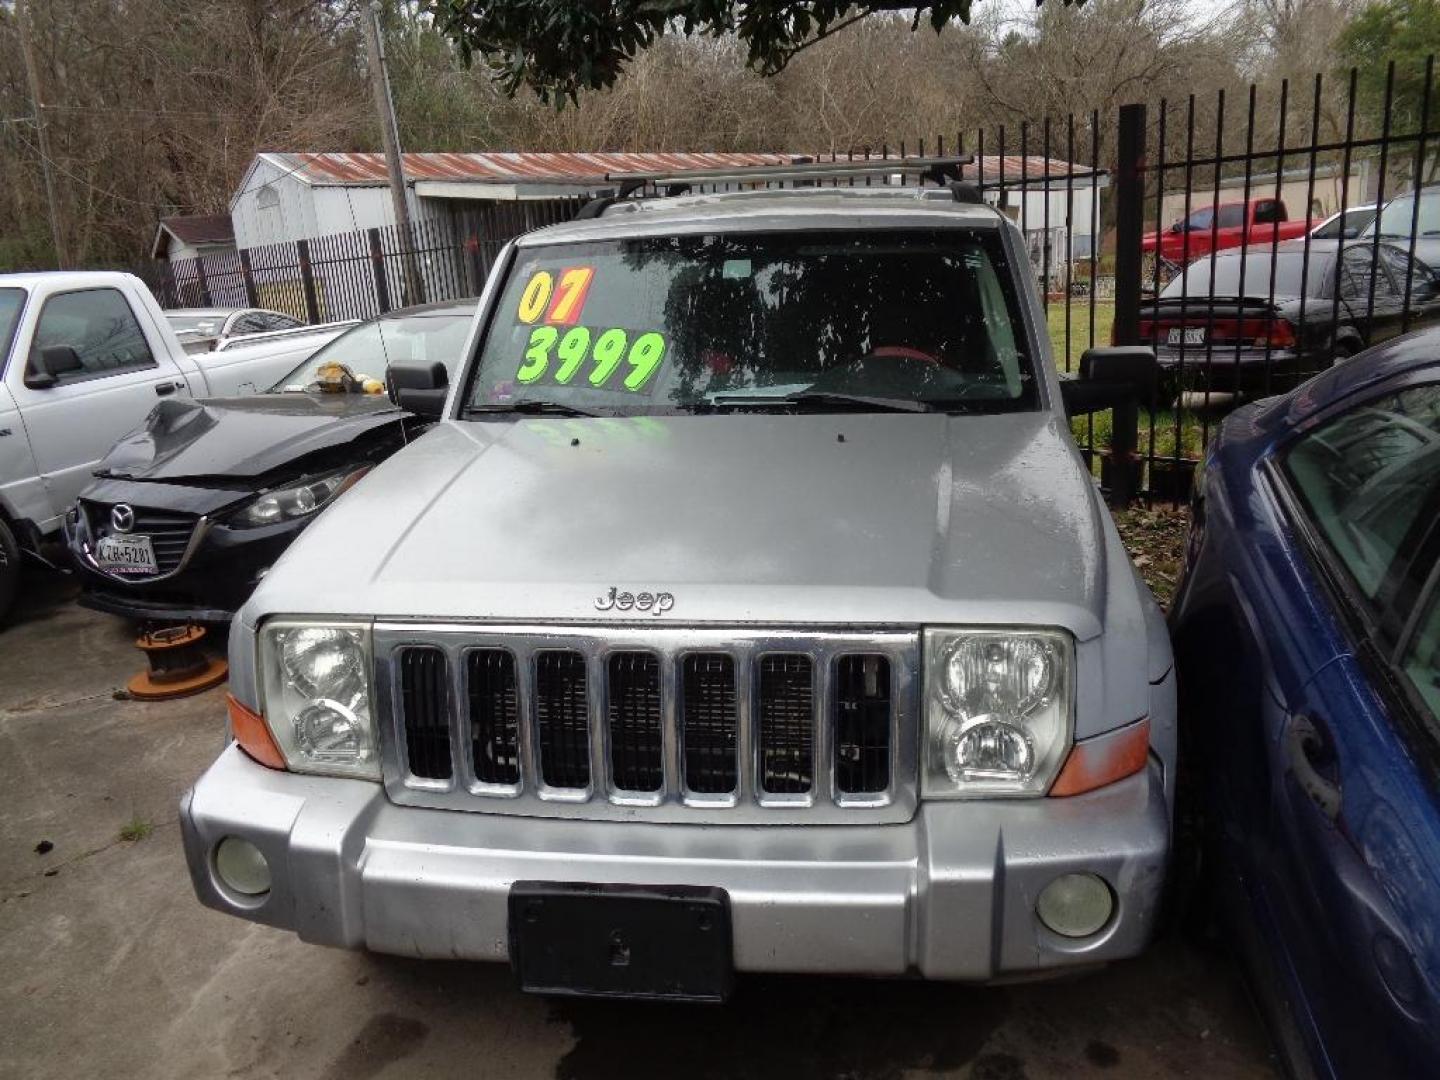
[229,151,807,248]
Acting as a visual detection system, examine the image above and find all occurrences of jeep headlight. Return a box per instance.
[258,620,378,779]
[232,467,367,528]
[923,628,1073,797]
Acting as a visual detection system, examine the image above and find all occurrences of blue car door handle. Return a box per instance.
[1284,714,1341,822]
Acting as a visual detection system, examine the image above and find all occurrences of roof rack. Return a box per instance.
[575,155,981,218]
[608,154,972,188]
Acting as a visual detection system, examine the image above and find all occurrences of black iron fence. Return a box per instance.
[144,199,581,323]
[143,54,1437,505]
[943,56,1439,505]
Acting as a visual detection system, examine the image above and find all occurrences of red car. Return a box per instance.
[1142,197,1320,263]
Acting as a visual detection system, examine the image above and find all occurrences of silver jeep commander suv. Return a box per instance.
[182,158,1175,1001]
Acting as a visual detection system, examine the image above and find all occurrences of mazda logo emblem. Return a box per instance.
[110,505,135,533]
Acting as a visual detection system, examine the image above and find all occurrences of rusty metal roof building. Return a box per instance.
[225,149,1104,252]
[252,151,802,192]
[960,155,1106,189]
[227,150,806,248]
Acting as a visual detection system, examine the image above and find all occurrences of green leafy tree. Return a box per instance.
[424,1,1082,104]
[1337,0,1440,138]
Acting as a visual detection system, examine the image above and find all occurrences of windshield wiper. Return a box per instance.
[709,391,933,414]
[466,399,603,418]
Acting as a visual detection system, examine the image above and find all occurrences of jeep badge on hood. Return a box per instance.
[594,587,674,615]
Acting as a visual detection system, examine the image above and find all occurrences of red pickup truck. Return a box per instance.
[1142,197,1321,263]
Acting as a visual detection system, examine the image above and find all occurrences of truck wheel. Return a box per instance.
[0,517,19,625]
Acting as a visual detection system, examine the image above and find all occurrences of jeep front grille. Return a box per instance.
[609,652,664,792]
[380,625,918,824]
[467,649,520,785]
[681,654,738,795]
[757,655,815,794]
[399,647,451,781]
[534,651,591,789]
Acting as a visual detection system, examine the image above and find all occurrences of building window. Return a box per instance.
[256,184,281,236]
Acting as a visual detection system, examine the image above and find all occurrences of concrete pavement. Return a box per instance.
[0,571,1278,1079]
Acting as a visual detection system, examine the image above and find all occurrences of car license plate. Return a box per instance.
[1168,327,1205,346]
[508,882,732,1002]
[95,533,158,575]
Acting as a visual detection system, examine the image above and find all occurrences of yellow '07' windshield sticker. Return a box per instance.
[517,267,595,326]
[516,325,666,392]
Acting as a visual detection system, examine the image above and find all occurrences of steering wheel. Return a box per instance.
[864,344,946,366]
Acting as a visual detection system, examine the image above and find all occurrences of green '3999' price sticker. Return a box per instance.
[516,326,666,392]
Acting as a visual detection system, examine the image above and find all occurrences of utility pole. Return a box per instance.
[362,2,421,303]
[17,0,66,268]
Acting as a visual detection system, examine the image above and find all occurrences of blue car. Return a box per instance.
[1171,329,1440,1079]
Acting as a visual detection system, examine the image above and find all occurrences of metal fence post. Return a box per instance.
[367,228,391,314]
[1105,103,1149,506]
[194,257,212,307]
[238,249,259,308]
[296,239,321,323]
[1113,103,1146,345]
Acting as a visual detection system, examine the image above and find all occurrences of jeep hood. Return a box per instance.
[249,412,1119,639]
[98,394,404,482]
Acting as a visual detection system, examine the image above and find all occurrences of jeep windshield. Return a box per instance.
[465,230,1038,417]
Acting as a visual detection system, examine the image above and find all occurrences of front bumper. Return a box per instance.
[64,510,307,624]
[181,745,1170,980]
[1153,346,1317,390]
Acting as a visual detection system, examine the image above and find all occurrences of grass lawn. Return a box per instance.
[1045,296,1115,373]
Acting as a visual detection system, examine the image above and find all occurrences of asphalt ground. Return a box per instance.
[0,569,1279,1080]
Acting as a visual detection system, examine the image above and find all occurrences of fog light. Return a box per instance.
[214,836,271,897]
[1036,873,1113,938]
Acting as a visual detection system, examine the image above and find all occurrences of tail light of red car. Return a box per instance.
[1131,316,1297,349]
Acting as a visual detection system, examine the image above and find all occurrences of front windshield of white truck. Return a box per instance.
[465,230,1038,416]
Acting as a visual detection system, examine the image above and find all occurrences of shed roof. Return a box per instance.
[151,213,235,258]
[250,151,803,188]
[958,155,1106,189]
[229,150,1104,213]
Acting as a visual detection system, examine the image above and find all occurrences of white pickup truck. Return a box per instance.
[0,271,350,621]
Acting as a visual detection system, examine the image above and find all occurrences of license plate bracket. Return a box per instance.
[95,533,158,576]
[508,882,732,1002]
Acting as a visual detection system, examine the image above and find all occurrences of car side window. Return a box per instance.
[262,313,301,331]
[1377,247,1434,297]
[1254,200,1282,225]
[29,288,156,380]
[232,313,269,334]
[1403,584,1440,724]
[1284,383,1440,629]
[1337,251,1368,299]
[1339,248,1398,299]
[1217,205,1246,228]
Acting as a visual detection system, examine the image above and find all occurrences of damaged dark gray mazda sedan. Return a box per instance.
[63,300,476,623]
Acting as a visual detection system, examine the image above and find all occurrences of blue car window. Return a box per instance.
[1285,383,1440,614]
[1404,590,1440,723]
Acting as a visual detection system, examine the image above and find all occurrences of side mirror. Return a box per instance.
[25,345,84,389]
[388,361,448,418]
[1059,346,1159,418]
[1169,221,1184,234]
[1081,346,1158,405]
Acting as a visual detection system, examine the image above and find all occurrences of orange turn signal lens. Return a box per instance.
[228,693,286,771]
[1048,717,1149,797]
